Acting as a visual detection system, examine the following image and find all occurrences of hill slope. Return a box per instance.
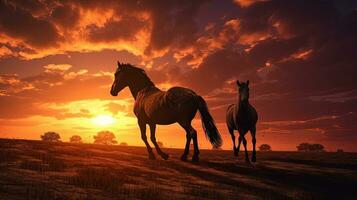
[0,139,356,199]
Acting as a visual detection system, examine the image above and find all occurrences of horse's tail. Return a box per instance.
[196,95,222,148]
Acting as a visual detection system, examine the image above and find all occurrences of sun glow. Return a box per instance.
[91,115,116,126]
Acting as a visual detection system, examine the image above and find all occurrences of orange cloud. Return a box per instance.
[43,64,72,73]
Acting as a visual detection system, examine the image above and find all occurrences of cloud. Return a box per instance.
[0,0,208,60]
[234,0,270,8]
[0,64,114,119]
[0,45,12,57]
[43,64,72,73]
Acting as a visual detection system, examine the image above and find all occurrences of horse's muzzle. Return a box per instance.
[110,90,118,96]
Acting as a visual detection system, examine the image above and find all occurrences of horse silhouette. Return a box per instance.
[110,62,222,162]
[226,80,258,162]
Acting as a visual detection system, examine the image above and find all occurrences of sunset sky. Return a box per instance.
[1,0,356,151]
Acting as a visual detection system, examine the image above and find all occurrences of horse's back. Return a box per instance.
[165,87,197,103]
[135,86,198,124]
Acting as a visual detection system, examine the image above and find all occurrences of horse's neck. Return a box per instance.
[129,84,150,99]
[128,77,157,99]
[238,100,249,112]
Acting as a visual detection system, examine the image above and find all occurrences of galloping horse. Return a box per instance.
[110,62,222,162]
[226,80,258,162]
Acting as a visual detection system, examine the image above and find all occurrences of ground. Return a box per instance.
[0,139,356,200]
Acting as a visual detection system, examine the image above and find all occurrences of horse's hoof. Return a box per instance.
[161,153,169,160]
[192,156,199,162]
[180,155,188,161]
[251,157,256,162]
[148,154,156,160]
[234,151,238,157]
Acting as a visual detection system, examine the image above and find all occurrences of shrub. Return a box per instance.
[119,142,128,146]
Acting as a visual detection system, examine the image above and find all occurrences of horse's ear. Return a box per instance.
[236,80,241,86]
[247,80,249,86]
[117,61,124,70]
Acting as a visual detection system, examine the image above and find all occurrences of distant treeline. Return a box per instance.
[40,132,343,152]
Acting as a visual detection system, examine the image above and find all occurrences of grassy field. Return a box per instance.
[0,139,356,200]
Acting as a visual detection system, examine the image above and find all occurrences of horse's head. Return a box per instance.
[237,80,250,105]
[110,62,130,96]
[111,62,154,97]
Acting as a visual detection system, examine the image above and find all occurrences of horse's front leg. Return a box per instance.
[236,133,243,159]
[149,124,169,160]
[240,131,249,163]
[138,120,155,160]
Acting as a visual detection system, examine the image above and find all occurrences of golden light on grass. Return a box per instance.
[91,115,116,126]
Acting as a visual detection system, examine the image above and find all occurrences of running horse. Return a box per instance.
[110,62,222,162]
[226,80,258,162]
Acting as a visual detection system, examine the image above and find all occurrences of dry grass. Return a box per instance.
[0,149,19,164]
[69,167,128,191]
[19,152,67,172]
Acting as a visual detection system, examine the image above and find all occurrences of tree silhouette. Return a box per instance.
[309,143,325,152]
[41,131,61,142]
[296,143,310,152]
[297,143,325,152]
[70,135,82,143]
[93,131,117,145]
[259,144,272,151]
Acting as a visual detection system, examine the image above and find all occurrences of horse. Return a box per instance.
[110,62,222,162]
[226,80,258,162]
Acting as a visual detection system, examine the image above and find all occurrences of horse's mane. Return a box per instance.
[123,63,155,87]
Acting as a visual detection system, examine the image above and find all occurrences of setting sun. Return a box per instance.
[91,115,116,126]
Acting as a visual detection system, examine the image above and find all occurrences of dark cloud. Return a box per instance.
[87,16,146,42]
[182,48,253,94]
[0,0,60,48]
[51,3,80,29]
[143,0,207,54]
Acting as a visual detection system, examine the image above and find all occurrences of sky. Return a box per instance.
[0,0,357,151]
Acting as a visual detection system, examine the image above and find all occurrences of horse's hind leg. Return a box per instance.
[138,120,155,160]
[251,126,257,162]
[179,123,193,161]
[190,127,199,162]
[229,128,237,157]
[149,124,169,160]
